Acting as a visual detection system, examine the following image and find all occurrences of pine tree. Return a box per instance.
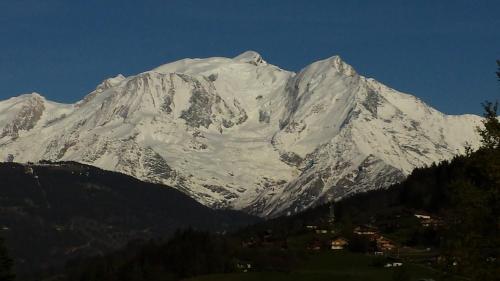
[0,237,15,281]
[477,101,500,149]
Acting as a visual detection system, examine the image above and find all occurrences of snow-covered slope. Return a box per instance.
[0,51,482,217]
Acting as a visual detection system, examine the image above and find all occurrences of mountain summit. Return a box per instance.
[0,52,482,217]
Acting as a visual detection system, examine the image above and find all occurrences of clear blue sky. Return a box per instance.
[1,0,499,115]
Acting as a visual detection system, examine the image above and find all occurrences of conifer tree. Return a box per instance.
[477,101,500,149]
[0,237,15,281]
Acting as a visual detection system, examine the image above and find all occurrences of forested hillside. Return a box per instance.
[0,161,258,277]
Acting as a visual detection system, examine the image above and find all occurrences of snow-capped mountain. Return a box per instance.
[0,51,482,217]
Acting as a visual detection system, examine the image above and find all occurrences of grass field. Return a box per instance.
[184,251,448,281]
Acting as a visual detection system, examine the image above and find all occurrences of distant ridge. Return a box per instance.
[0,161,258,274]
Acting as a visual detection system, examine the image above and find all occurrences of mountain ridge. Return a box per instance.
[0,51,482,217]
[0,161,258,275]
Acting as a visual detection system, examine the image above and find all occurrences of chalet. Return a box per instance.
[353,225,379,237]
[384,262,403,267]
[330,237,349,250]
[414,213,431,220]
[376,236,396,252]
[353,225,378,235]
[414,212,443,228]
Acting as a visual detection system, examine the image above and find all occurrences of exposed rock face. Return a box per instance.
[0,94,45,139]
[0,52,483,217]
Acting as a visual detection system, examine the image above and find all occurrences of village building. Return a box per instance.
[376,236,396,252]
[315,229,328,234]
[330,237,349,250]
[384,262,403,268]
[353,225,378,235]
[353,225,379,238]
[414,212,443,228]
[414,212,431,220]
[305,225,318,230]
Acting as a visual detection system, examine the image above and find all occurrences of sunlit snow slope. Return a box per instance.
[0,51,482,217]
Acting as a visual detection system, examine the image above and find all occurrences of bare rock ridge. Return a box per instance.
[0,51,482,217]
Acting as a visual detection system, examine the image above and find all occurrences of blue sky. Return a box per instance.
[0,0,499,115]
